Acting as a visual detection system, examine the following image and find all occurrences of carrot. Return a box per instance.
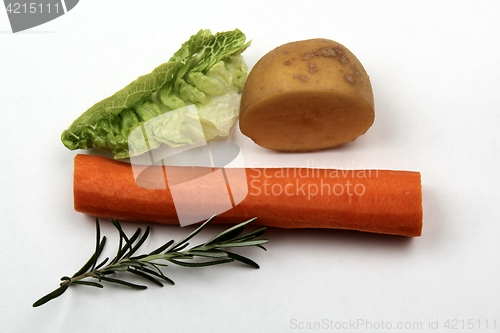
[73,154,423,237]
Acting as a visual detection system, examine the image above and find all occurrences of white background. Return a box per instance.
[1,1,500,332]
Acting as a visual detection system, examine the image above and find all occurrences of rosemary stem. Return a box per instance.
[142,254,171,262]
[36,216,267,308]
[68,271,97,283]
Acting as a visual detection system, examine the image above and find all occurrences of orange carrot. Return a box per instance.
[74,154,423,237]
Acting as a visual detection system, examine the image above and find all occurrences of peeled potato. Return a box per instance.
[239,38,374,151]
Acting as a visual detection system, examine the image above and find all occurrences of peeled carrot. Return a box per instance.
[73,154,423,237]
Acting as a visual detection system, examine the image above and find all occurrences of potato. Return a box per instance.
[239,38,374,151]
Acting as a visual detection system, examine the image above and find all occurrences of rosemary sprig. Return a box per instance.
[33,215,268,307]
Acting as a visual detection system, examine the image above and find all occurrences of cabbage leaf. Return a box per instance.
[61,29,250,159]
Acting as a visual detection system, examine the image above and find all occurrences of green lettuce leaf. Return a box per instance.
[61,29,250,159]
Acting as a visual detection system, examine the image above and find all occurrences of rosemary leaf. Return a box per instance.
[140,267,175,285]
[185,250,229,258]
[168,215,216,252]
[256,244,268,251]
[224,251,260,269]
[168,257,235,267]
[148,239,174,256]
[33,284,69,308]
[128,226,150,257]
[214,239,270,248]
[110,219,125,264]
[228,227,267,243]
[116,227,142,261]
[99,276,148,290]
[127,269,164,287]
[72,236,107,278]
[170,242,190,252]
[72,281,104,288]
[94,257,110,270]
[91,218,101,270]
[204,217,257,246]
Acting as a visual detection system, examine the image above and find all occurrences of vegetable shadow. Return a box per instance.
[264,225,415,252]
